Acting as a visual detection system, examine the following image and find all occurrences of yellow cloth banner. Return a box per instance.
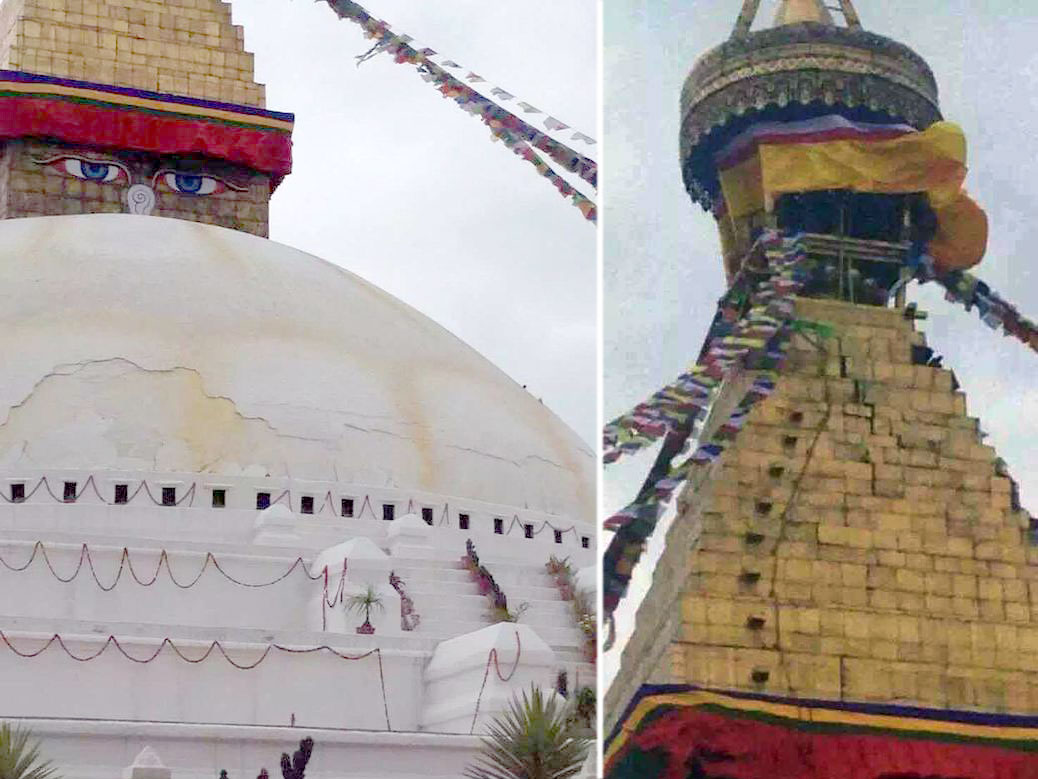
[717,121,987,270]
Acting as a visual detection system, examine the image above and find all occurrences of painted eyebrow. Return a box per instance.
[31,153,132,180]
[152,168,247,191]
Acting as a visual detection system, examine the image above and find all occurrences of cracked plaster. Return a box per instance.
[0,214,593,519]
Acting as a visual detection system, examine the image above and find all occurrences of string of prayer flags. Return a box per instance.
[603,233,812,624]
[910,257,1038,356]
[488,121,597,221]
[602,231,799,463]
[324,0,597,221]
[323,1,596,148]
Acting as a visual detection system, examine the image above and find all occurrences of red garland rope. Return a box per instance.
[469,629,522,734]
[0,627,392,729]
[0,541,325,590]
[320,560,348,631]
[0,475,582,537]
[0,629,375,666]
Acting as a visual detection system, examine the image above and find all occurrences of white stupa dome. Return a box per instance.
[0,214,593,520]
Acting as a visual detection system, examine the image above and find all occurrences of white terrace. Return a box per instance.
[0,471,595,779]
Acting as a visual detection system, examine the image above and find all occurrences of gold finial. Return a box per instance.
[732,0,861,37]
[773,0,834,26]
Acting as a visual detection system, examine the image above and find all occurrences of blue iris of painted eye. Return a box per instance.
[174,174,203,194]
[81,161,111,180]
[162,172,220,196]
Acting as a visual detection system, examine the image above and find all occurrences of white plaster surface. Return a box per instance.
[575,565,597,599]
[0,214,594,521]
[422,623,556,734]
[0,214,598,779]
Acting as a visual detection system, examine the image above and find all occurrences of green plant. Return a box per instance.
[493,601,530,624]
[464,685,590,779]
[344,585,385,633]
[568,687,596,733]
[0,723,59,779]
[544,555,571,577]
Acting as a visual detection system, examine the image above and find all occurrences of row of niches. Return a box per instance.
[1,473,592,549]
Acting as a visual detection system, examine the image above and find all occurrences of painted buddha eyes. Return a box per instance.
[57,158,128,183]
[36,155,243,197]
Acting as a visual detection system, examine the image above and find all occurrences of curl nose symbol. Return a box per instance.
[125,184,156,215]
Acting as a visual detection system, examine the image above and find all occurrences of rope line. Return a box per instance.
[0,475,583,538]
[0,541,325,590]
[0,629,379,667]
[469,630,522,734]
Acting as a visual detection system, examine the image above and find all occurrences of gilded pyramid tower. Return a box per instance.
[605,2,1038,775]
[608,295,1037,708]
[0,0,264,105]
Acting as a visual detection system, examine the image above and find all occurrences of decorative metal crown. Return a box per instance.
[681,2,941,209]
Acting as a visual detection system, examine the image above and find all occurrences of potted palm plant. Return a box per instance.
[0,722,59,779]
[345,585,384,635]
[464,685,590,779]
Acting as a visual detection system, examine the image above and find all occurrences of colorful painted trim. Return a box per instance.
[0,70,293,180]
[714,115,915,170]
[606,684,1038,779]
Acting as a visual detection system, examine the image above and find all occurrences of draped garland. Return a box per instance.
[0,630,391,729]
[0,540,323,589]
[469,630,523,734]
[321,0,597,222]
[602,233,810,624]
[0,473,584,541]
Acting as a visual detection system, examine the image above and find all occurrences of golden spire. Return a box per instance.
[731,0,860,38]
[772,0,834,26]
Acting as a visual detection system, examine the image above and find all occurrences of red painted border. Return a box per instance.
[609,708,1038,779]
[0,95,292,180]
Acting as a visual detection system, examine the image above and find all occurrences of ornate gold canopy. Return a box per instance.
[681,0,940,209]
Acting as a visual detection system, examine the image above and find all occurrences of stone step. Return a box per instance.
[414,618,584,649]
[419,600,576,630]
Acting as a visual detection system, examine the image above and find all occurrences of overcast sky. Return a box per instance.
[604,0,1038,681]
[226,0,597,447]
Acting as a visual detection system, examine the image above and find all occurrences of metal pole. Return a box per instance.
[731,0,762,38]
[837,0,862,29]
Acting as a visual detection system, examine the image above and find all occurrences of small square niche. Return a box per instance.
[300,496,314,514]
[211,489,226,508]
[10,483,25,503]
[341,498,354,517]
[114,484,129,504]
[161,487,176,506]
[422,507,434,525]
[256,492,271,510]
